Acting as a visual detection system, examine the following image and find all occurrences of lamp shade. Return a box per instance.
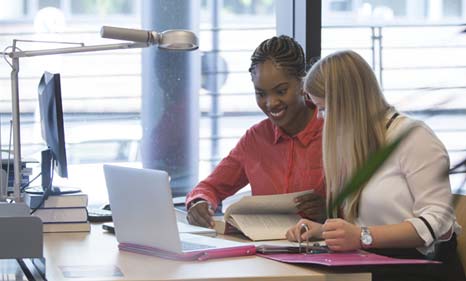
[100,26,198,51]
[159,30,198,50]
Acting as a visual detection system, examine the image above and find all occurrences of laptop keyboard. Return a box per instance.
[181,241,215,251]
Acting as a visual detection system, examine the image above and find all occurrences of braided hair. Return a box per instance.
[249,35,306,79]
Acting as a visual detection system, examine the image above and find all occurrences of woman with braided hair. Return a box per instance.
[186,35,326,228]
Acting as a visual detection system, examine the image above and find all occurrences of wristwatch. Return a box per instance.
[360,226,373,249]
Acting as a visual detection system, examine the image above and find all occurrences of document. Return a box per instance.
[214,190,312,241]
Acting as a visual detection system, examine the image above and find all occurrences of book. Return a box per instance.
[32,207,88,223]
[24,192,88,209]
[212,216,242,235]
[2,156,37,192]
[43,222,90,233]
[221,189,251,213]
[214,190,313,241]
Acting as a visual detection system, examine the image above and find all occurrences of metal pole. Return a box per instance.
[370,26,383,89]
[141,0,200,196]
[371,26,376,69]
[210,0,222,168]
[11,56,21,202]
[378,27,384,89]
[0,104,3,201]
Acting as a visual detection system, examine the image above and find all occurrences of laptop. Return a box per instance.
[102,221,217,237]
[103,164,255,260]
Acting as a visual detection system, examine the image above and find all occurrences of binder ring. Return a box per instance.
[298,223,311,253]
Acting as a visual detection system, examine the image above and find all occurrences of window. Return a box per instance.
[0,0,277,204]
[39,0,60,9]
[329,0,352,11]
[322,0,466,192]
[443,0,463,18]
[70,0,135,15]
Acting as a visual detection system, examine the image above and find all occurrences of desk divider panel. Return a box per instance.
[0,203,43,259]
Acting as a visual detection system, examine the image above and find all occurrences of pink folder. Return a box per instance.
[119,243,256,261]
[257,250,440,266]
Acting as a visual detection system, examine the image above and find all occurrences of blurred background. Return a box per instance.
[0,0,465,207]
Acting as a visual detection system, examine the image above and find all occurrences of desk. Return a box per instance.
[43,224,371,281]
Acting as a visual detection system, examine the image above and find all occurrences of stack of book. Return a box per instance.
[24,191,90,233]
[2,157,36,192]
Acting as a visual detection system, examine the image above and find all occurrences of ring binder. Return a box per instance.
[256,244,329,254]
[298,223,310,253]
[257,225,439,267]
[257,223,329,255]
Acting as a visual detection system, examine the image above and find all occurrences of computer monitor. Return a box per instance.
[26,71,80,196]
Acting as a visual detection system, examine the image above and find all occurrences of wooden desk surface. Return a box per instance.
[43,224,371,281]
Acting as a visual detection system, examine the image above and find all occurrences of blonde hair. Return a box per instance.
[305,50,391,221]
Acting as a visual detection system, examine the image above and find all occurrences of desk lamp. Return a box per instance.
[1,26,198,202]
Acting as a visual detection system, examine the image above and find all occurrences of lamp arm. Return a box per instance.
[3,25,198,202]
[9,42,149,59]
[5,41,149,202]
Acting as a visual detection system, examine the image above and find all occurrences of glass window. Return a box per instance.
[0,0,277,204]
[322,0,466,193]
[0,2,25,19]
[70,0,134,15]
[365,0,406,16]
[23,0,28,15]
[198,0,276,176]
[443,0,462,17]
[329,0,352,12]
[39,0,60,9]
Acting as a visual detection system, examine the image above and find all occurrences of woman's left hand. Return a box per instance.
[322,218,361,251]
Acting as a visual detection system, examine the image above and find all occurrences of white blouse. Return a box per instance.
[355,112,460,255]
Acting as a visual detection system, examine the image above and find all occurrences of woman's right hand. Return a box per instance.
[294,192,326,223]
[186,200,215,228]
[286,219,323,242]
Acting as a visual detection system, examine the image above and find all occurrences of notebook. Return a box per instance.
[103,164,255,261]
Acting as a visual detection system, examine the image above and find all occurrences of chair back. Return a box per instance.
[454,193,466,273]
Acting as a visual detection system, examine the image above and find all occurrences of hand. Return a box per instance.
[294,192,326,223]
[286,219,323,242]
[322,218,361,251]
[186,200,215,228]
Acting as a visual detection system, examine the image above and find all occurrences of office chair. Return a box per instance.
[454,193,466,274]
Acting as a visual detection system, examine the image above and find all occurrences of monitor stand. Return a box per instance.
[25,185,81,195]
[24,149,80,196]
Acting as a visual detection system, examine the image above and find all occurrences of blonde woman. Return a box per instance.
[286,50,464,281]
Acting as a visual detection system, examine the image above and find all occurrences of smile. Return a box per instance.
[270,109,285,118]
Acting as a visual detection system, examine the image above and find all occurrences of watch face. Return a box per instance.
[362,233,373,245]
